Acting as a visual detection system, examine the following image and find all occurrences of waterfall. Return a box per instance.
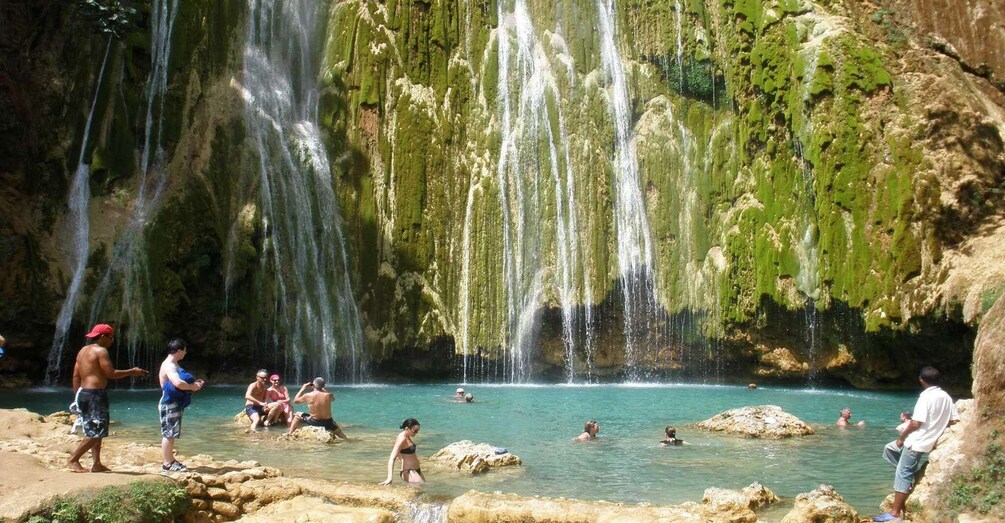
[86,0,179,369]
[45,38,114,384]
[235,0,365,383]
[461,0,591,383]
[405,500,448,523]
[595,0,658,379]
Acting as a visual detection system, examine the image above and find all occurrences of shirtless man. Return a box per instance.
[244,369,270,430]
[574,420,600,441]
[836,408,865,427]
[66,324,148,472]
[286,377,348,439]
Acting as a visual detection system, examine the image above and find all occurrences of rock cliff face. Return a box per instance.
[0,0,1003,385]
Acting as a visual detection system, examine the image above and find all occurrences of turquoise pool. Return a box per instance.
[0,384,921,514]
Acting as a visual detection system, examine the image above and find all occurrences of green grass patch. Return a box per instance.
[26,481,189,523]
[946,439,1005,517]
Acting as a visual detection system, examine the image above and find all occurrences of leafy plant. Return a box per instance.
[72,0,139,39]
[26,482,188,523]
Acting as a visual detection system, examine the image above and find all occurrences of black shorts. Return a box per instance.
[299,413,338,431]
[77,388,110,439]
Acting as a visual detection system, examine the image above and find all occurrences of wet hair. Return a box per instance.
[901,411,912,420]
[919,366,941,386]
[400,418,420,430]
[464,393,473,402]
[840,408,851,416]
[313,377,326,390]
[584,420,598,432]
[665,425,677,438]
[166,338,187,354]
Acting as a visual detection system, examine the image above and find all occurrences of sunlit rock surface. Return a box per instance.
[780,484,859,523]
[696,405,815,438]
[430,440,522,474]
[447,482,778,522]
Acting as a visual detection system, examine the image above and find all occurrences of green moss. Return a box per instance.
[27,481,188,523]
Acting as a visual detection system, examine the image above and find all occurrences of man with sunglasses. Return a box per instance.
[244,369,270,430]
[66,324,148,472]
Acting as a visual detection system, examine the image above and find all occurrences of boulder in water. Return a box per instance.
[278,426,340,443]
[696,405,814,438]
[430,440,522,474]
[780,485,859,523]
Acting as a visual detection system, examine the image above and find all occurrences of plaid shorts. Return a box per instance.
[158,401,184,438]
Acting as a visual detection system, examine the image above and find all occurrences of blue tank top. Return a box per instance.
[161,367,196,408]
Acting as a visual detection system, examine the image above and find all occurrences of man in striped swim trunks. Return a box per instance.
[158,338,204,472]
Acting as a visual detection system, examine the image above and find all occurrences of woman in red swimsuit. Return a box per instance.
[264,374,293,426]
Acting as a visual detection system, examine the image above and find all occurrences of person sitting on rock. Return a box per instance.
[836,408,865,427]
[896,411,912,434]
[264,374,293,426]
[244,369,270,430]
[575,420,600,441]
[660,425,687,446]
[285,377,347,439]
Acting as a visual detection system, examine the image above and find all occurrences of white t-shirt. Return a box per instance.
[904,386,959,453]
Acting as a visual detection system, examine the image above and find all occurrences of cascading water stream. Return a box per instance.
[87,0,179,369]
[45,38,114,384]
[235,0,365,383]
[595,0,659,379]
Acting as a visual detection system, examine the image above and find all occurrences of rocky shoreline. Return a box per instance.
[2,405,975,523]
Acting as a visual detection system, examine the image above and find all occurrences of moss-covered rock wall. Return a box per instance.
[1,0,1002,387]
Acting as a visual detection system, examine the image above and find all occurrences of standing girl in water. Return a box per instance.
[380,418,424,484]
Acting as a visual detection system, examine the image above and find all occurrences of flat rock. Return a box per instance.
[696,405,814,438]
[277,426,341,443]
[780,485,858,522]
[430,440,522,474]
[236,495,395,522]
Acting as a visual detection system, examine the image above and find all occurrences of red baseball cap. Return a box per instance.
[85,324,114,338]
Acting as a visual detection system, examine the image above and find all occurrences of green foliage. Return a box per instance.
[27,482,188,523]
[870,9,907,45]
[980,287,1004,316]
[72,0,139,39]
[644,54,729,107]
[946,439,1005,516]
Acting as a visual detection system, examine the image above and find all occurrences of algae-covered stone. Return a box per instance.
[696,405,814,438]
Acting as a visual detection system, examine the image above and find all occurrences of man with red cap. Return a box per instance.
[66,323,148,472]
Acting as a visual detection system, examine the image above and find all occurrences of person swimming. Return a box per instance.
[574,420,600,441]
[660,425,687,446]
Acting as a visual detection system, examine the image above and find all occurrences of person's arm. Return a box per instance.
[245,383,266,406]
[166,366,202,391]
[97,348,147,379]
[293,384,312,404]
[71,361,81,391]
[896,420,922,447]
[380,434,405,485]
[280,386,291,404]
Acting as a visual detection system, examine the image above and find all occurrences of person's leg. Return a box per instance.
[162,436,175,467]
[67,438,97,471]
[890,449,924,516]
[90,440,109,472]
[882,441,902,467]
[286,415,302,435]
[249,411,261,430]
[334,426,348,439]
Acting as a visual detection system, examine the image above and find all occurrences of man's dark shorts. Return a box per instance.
[245,405,265,419]
[77,388,110,439]
[299,413,338,431]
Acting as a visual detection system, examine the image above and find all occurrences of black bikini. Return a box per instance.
[400,443,416,454]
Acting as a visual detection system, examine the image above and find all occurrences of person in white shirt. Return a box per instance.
[873,367,959,522]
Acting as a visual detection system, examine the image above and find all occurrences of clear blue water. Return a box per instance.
[0,384,918,514]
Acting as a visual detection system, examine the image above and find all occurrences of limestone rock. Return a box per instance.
[277,426,340,443]
[696,406,814,438]
[780,485,858,523]
[235,496,395,522]
[44,411,75,426]
[448,485,776,523]
[755,347,808,377]
[429,440,522,474]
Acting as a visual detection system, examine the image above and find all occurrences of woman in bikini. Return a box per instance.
[264,374,293,426]
[380,418,424,485]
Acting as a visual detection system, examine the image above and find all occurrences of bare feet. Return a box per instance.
[91,464,111,473]
[67,461,88,473]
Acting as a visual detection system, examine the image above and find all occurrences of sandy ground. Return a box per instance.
[0,408,190,520]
